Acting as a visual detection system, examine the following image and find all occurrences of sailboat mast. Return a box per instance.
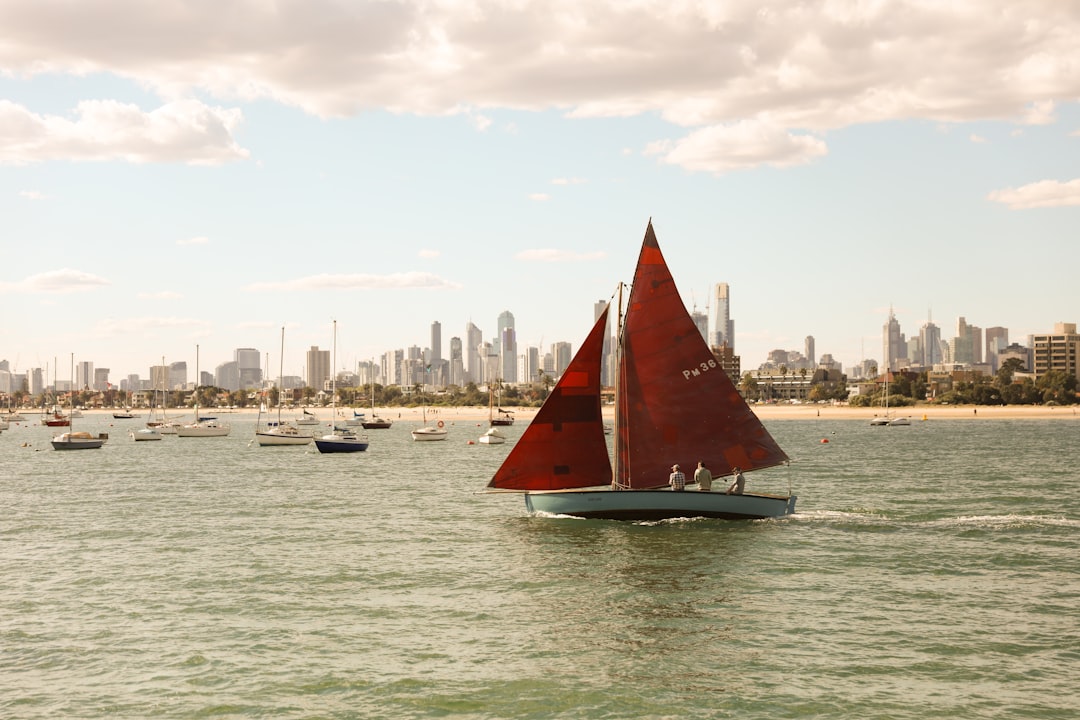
[612,282,624,490]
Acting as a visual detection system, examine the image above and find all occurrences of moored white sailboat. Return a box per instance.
[178,345,231,437]
[51,354,108,450]
[484,220,795,521]
[255,328,313,447]
[314,320,369,453]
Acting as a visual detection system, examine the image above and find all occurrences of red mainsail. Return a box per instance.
[615,221,788,489]
[487,306,612,491]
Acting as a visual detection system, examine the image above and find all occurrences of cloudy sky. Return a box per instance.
[2,0,1078,383]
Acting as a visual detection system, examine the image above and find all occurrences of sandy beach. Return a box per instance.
[70,403,1080,424]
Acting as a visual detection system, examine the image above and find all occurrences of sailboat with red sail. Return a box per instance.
[484,220,795,521]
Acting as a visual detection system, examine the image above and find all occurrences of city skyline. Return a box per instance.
[1,3,1077,381]
[0,300,1066,394]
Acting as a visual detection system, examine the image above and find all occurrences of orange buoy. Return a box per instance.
[820,438,829,443]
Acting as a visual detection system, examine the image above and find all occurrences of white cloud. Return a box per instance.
[529,193,550,201]
[244,272,461,292]
[0,268,110,294]
[552,177,586,185]
[987,179,1080,209]
[418,249,440,258]
[18,190,46,200]
[1,2,1079,171]
[646,119,827,174]
[177,236,210,246]
[969,134,988,144]
[0,99,249,166]
[516,249,606,262]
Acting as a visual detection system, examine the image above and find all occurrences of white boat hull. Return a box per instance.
[256,428,313,446]
[412,427,448,441]
[478,428,506,444]
[51,432,109,450]
[177,422,231,437]
[523,488,797,521]
[130,428,162,441]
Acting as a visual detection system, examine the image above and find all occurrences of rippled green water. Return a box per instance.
[2,414,1078,719]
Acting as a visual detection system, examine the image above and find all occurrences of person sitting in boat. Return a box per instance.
[693,461,713,491]
[726,467,746,495]
[669,464,686,491]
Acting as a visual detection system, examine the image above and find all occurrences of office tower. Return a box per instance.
[168,361,187,390]
[1033,323,1080,379]
[518,346,540,384]
[804,336,816,368]
[985,327,1008,372]
[594,299,613,387]
[497,311,516,383]
[94,368,110,392]
[711,282,734,349]
[235,347,261,389]
[216,361,240,391]
[882,307,905,369]
[919,315,942,367]
[954,317,982,365]
[449,337,463,387]
[27,367,43,395]
[552,341,572,377]
[465,322,482,384]
[430,321,442,365]
[75,360,94,390]
[306,346,330,392]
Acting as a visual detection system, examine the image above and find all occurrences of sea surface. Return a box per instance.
[2,413,1078,719]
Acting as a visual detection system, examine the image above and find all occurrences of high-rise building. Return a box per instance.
[306,346,330,392]
[449,337,464,387]
[168,361,187,390]
[552,341,572,377]
[1033,322,1080,381]
[518,346,540,384]
[711,283,734,349]
[985,327,1008,372]
[235,347,261,389]
[497,311,516,383]
[430,321,442,365]
[75,360,94,390]
[954,317,982,365]
[882,307,904,370]
[595,300,613,386]
[27,367,43,396]
[804,336,816,368]
[919,316,942,367]
[94,368,110,392]
[216,361,240,391]
[465,322,482,384]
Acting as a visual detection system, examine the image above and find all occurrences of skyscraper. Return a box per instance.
[919,315,942,367]
[430,321,442,364]
[804,336,815,367]
[985,326,1008,372]
[497,310,516,383]
[75,360,94,390]
[954,317,982,365]
[882,307,904,370]
[235,347,261,389]
[465,322,482,383]
[711,283,734,349]
[306,346,330,392]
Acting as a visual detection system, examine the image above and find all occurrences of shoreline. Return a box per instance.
[54,403,1080,423]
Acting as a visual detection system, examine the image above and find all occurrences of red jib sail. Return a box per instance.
[615,221,788,489]
[487,306,612,491]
